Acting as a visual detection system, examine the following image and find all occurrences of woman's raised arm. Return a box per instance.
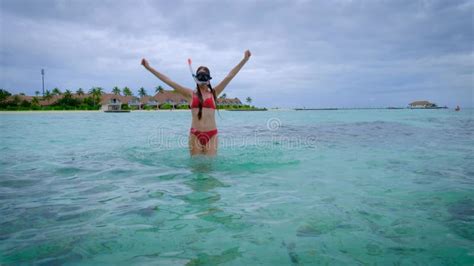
[214,50,251,96]
[141,58,193,98]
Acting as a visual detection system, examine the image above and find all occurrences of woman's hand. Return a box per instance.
[141,58,150,68]
[141,58,193,98]
[215,50,251,96]
[244,50,251,60]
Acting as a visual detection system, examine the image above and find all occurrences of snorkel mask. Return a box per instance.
[188,58,212,85]
[196,72,212,83]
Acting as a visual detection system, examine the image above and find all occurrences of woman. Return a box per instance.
[141,50,251,156]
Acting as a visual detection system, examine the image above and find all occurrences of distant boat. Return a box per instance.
[455,105,460,111]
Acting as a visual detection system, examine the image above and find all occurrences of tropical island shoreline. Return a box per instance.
[0,88,456,112]
[0,87,266,112]
[0,109,271,114]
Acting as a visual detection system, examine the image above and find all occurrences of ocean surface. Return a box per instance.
[0,109,473,265]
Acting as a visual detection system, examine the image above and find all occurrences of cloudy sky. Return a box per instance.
[1,0,472,107]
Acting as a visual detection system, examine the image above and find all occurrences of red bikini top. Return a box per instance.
[190,93,216,109]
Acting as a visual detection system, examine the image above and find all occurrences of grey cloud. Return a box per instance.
[0,0,472,107]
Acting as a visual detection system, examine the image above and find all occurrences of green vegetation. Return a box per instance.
[245,97,252,105]
[177,104,189,109]
[0,89,12,102]
[0,88,101,111]
[112,86,121,95]
[138,87,147,97]
[88,87,103,107]
[52,87,62,95]
[160,103,173,110]
[143,105,156,110]
[123,87,133,96]
[155,86,164,94]
[219,104,266,111]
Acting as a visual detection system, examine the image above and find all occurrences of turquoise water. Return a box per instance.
[1,109,473,265]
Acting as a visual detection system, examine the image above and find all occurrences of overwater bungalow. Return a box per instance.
[101,96,121,111]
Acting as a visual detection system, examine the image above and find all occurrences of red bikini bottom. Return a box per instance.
[190,128,218,145]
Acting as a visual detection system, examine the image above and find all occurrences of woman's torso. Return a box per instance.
[190,91,217,131]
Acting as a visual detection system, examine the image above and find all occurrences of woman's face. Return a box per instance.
[196,67,212,84]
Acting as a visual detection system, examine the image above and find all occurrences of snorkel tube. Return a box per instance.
[188,58,209,85]
[188,58,199,84]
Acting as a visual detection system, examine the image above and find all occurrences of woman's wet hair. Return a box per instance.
[195,66,217,120]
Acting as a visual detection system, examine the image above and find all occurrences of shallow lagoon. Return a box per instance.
[1,109,473,265]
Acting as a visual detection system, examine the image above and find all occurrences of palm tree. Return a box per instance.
[64,89,73,99]
[44,90,52,102]
[0,89,11,102]
[88,87,96,102]
[88,87,103,106]
[220,93,227,99]
[246,97,252,105]
[31,97,39,106]
[155,85,164,94]
[112,86,121,95]
[52,87,62,95]
[138,87,147,98]
[35,91,40,97]
[123,87,133,96]
[76,88,84,96]
[12,95,21,105]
